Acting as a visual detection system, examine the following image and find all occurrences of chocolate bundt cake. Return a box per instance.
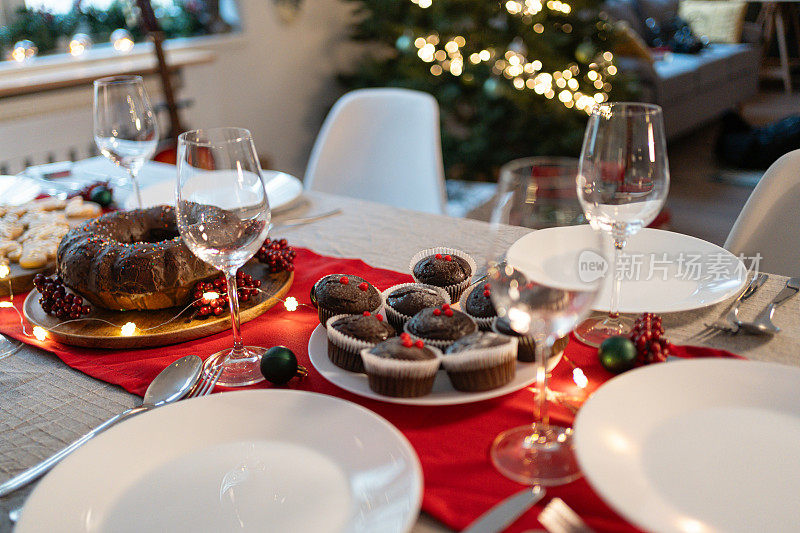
[57,205,218,310]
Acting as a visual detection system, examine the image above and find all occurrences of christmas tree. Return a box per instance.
[341,0,635,180]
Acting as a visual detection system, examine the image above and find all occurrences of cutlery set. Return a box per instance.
[699,275,799,337]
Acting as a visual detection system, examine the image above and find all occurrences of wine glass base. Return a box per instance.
[573,314,634,347]
[490,423,582,486]
[204,346,266,388]
[0,334,22,359]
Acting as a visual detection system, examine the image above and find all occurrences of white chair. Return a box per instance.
[304,88,447,215]
[724,149,800,277]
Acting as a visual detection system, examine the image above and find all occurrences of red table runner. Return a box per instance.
[0,248,740,532]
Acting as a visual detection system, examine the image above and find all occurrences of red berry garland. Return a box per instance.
[629,312,672,363]
[256,237,296,273]
[33,274,91,319]
[191,271,263,319]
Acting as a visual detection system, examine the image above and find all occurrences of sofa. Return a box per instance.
[606,0,760,138]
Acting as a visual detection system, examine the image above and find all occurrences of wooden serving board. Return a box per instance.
[23,263,293,349]
[1,262,54,296]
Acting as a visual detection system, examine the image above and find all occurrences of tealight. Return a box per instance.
[69,33,93,57]
[11,40,37,63]
[110,29,134,53]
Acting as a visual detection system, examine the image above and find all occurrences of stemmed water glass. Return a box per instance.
[176,127,271,387]
[574,102,670,347]
[93,75,159,209]
[487,159,605,486]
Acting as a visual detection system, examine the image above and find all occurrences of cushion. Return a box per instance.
[678,0,747,43]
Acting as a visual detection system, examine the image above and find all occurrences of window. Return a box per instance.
[0,0,240,60]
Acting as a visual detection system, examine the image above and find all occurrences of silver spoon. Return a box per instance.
[0,355,202,497]
[737,277,800,335]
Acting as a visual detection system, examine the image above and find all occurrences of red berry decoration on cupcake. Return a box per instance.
[444,255,452,262]
[191,272,262,319]
[358,282,369,291]
[256,237,296,273]
[415,340,424,348]
[629,312,671,363]
[339,276,349,284]
[34,274,91,319]
[433,308,442,316]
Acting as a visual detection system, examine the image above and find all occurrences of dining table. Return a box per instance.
[2,186,800,533]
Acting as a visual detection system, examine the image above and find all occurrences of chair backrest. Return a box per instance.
[304,88,447,215]
[724,149,800,277]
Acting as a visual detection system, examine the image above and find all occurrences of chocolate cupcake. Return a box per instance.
[382,283,450,331]
[442,332,517,392]
[312,274,382,326]
[492,316,568,363]
[326,312,396,372]
[360,334,442,397]
[459,282,497,331]
[409,247,476,301]
[404,304,477,350]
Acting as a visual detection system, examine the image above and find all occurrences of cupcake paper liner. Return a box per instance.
[360,345,443,398]
[381,282,451,332]
[440,336,517,392]
[458,282,496,331]
[409,247,477,302]
[325,313,392,372]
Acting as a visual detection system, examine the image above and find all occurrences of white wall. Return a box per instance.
[182,0,362,175]
[0,0,361,177]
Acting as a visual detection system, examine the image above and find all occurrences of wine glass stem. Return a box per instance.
[225,271,245,359]
[607,230,627,321]
[533,338,555,426]
[128,167,143,209]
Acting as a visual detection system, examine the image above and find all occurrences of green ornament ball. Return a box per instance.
[90,185,113,207]
[575,41,597,64]
[260,346,298,384]
[598,336,637,374]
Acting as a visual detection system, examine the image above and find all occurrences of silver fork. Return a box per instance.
[537,498,594,533]
[696,273,768,337]
[185,354,226,398]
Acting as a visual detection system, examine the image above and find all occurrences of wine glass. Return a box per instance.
[93,75,159,209]
[574,102,670,347]
[487,158,606,486]
[176,127,271,387]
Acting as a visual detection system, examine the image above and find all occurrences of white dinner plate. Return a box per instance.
[574,359,800,533]
[308,324,561,406]
[0,175,41,205]
[122,170,303,212]
[16,390,422,533]
[506,226,747,313]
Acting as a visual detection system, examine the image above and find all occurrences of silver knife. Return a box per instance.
[463,486,546,533]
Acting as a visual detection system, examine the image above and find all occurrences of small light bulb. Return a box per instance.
[203,291,220,301]
[0,263,9,279]
[0,301,13,308]
[33,326,47,341]
[121,322,136,336]
[284,297,298,312]
[573,368,588,389]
